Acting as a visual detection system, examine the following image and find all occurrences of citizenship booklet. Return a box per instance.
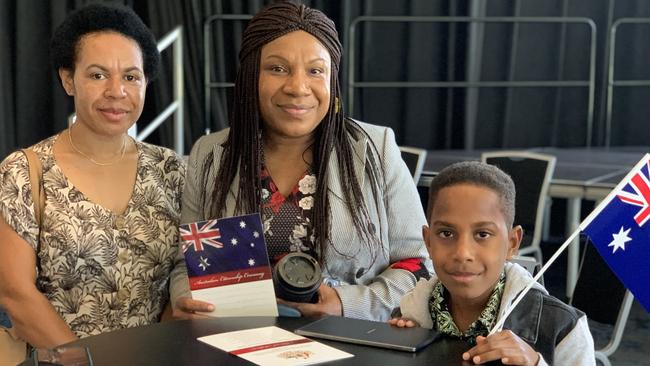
[180,213,278,317]
[198,326,353,366]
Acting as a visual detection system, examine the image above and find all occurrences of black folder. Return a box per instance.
[295,316,440,352]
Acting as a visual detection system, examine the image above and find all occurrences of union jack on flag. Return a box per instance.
[180,219,223,253]
[580,153,650,313]
[617,160,650,226]
[180,213,271,279]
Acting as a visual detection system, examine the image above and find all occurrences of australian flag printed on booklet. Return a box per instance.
[580,153,650,313]
[180,213,279,317]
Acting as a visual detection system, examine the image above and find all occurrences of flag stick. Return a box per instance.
[489,228,582,335]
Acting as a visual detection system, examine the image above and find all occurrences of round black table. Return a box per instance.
[67,317,496,365]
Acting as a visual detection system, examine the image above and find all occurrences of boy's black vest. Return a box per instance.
[504,288,585,364]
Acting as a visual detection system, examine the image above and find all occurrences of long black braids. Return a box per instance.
[206,1,386,266]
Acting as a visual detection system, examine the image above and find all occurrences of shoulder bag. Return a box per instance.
[0,148,44,366]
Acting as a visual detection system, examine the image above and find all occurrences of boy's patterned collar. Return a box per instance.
[428,271,506,344]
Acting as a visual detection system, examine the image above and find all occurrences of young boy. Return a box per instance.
[390,161,594,365]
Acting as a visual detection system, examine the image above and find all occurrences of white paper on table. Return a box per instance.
[198,326,353,366]
[192,279,278,317]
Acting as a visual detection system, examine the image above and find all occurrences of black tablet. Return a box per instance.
[295,316,440,352]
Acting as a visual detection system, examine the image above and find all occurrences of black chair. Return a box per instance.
[482,151,556,264]
[570,241,633,366]
[399,146,427,183]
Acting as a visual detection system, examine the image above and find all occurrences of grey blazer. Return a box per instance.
[170,121,432,320]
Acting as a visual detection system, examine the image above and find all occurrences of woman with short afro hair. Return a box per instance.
[0,3,185,353]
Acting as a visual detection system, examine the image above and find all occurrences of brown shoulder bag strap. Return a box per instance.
[21,149,44,225]
[21,148,45,289]
[5,149,45,356]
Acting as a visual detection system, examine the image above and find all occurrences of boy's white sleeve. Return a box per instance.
[552,315,596,365]
[397,278,435,329]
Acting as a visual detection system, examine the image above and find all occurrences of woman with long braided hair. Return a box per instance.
[170,1,431,321]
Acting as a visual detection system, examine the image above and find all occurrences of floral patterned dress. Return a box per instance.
[260,164,317,265]
[0,135,185,337]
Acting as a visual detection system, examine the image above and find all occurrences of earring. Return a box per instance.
[334,97,340,114]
